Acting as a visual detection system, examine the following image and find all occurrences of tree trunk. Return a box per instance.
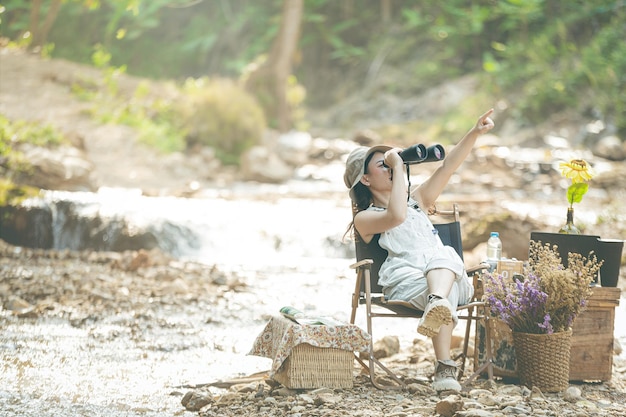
[381,0,392,24]
[28,0,42,48]
[39,0,63,46]
[244,0,303,132]
[29,0,63,51]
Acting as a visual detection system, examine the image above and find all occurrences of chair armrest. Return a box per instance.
[385,299,417,309]
[350,259,374,270]
[457,300,486,311]
[467,262,491,275]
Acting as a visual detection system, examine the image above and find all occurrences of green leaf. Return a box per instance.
[567,183,588,204]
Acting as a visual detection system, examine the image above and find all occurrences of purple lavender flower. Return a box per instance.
[485,242,598,335]
[485,272,549,334]
[538,313,554,334]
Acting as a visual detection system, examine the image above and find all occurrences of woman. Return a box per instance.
[343,109,495,392]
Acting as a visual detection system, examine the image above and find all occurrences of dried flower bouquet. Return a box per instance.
[484,241,603,335]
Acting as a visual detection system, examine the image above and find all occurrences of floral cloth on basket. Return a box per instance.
[249,315,371,376]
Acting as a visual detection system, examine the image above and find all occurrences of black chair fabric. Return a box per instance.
[355,221,464,295]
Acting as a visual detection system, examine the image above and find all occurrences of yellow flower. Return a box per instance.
[559,159,594,184]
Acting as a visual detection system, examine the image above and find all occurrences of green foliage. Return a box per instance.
[577,14,626,134]
[179,78,266,165]
[374,93,494,146]
[71,45,186,153]
[33,0,283,79]
[0,115,67,148]
[0,114,68,186]
[286,74,309,131]
[0,179,39,206]
[2,0,625,135]
[566,183,589,206]
[483,0,625,131]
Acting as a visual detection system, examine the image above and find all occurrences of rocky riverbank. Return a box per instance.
[2,238,625,417]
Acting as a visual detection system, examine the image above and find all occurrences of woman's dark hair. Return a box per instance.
[343,152,376,242]
[353,151,375,209]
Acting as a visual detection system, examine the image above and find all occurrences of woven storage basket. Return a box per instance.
[512,329,572,392]
[273,343,354,389]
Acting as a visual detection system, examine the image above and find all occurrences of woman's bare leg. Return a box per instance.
[432,322,454,360]
[426,268,455,300]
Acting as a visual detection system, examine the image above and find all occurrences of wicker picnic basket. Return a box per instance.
[273,343,354,389]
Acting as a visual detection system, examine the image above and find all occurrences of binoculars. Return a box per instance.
[399,144,445,164]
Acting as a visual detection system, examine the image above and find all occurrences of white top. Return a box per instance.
[375,198,466,293]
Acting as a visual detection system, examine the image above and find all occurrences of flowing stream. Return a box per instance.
[0,178,383,417]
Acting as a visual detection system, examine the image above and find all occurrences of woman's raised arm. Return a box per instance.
[414,109,495,209]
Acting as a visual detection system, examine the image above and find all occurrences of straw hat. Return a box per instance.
[343,145,392,200]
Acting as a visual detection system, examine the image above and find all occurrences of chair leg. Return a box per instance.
[461,312,495,389]
[352,268,406,390]
[350,272,363,326]
[455,305,475,379]
[355,333,406,389]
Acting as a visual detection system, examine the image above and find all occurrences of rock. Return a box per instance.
[127,249,151,271]
[273,387,297,397]
[407,382,435,396]
[297,393,314,404]
[310,387,334,395]
[529,385,546,400]
[181,390,212,411]
[215,391,241,405]
[240,145,294,183]
[263,396,277,405]
[593,135,625,161]
[0,201,54,249]
[352,129,382,146]
[308,137,354,161]
[313,393,341,405]
[436,394,464,417]
[159,277,189,295]
[575,399,598,411]
[474,392,498,406]
[5,296,32,311]
[563,386,582,402]
[502,404,532,414]
[497,384,524,396]
[277,130,312,166]
[22,145,96,191]
[373,335,400,359]
[456,410,496,417]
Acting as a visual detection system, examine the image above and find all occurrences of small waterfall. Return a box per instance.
[1,187,354,265]
[1,189,200,257]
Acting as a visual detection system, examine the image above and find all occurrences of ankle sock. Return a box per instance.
[427,294,443,304]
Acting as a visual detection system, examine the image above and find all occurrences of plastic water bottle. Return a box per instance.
[486,232,502,271]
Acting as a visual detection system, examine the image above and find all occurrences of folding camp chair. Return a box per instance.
[349,203,494,390]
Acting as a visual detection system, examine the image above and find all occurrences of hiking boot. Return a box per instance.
[432,359,462,392]
[417,296,453,338]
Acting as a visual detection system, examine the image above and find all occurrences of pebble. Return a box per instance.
[435,394,464,417]
[563,386,582,402]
